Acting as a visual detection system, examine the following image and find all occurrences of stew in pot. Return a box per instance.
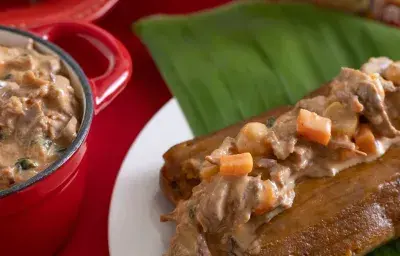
[0,40,81,190]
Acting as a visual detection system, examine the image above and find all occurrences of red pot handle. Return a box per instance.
[31,22,132,114]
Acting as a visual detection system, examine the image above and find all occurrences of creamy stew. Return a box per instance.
[0,40,81,190]
[162,57,400,255]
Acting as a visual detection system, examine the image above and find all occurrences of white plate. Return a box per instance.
[108,98,193,256]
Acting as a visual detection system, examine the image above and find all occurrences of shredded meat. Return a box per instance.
[265,113,297,160]
[331,68,399,137]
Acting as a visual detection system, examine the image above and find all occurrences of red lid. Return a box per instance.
[0,0,119,28]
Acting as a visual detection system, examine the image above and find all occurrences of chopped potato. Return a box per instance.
[220,152,253,176]
[236,122,271,156]
[297,109,332,145]
[323,102,358,137]
[383,61,400,85]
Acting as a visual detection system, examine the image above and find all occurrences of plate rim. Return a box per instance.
[107,97,192,255]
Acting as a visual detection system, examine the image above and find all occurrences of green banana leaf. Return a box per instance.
[134,1,400,254]
[134,2,400,136]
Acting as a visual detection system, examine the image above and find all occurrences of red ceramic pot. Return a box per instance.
[0,22,132,255]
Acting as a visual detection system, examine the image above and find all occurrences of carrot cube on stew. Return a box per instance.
[219,153,253,176]
[297,109,332,146]
[254,180,278,215]
[355,124,377,154]
[200,165,219,182]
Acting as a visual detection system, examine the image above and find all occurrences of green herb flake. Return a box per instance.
[3,74,12,80]
[15,158,38,170]
[266,116,276,128]
[188,207,196,220]
[43,140,52,150]
[56,147,67,155]
[0,128,10,141]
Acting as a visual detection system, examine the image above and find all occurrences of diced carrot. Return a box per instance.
[254,180,278,215]
[219,153,253,176]
[297,109,332,146]
[355,124,377,154]
[200,165,219,182]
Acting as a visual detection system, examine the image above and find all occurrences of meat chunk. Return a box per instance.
[266,112,298,160]
[384,61,400,85]
[331,68,399,137]
[361,56,393,74]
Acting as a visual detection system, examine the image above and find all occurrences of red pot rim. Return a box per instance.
[0,0,120,29]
